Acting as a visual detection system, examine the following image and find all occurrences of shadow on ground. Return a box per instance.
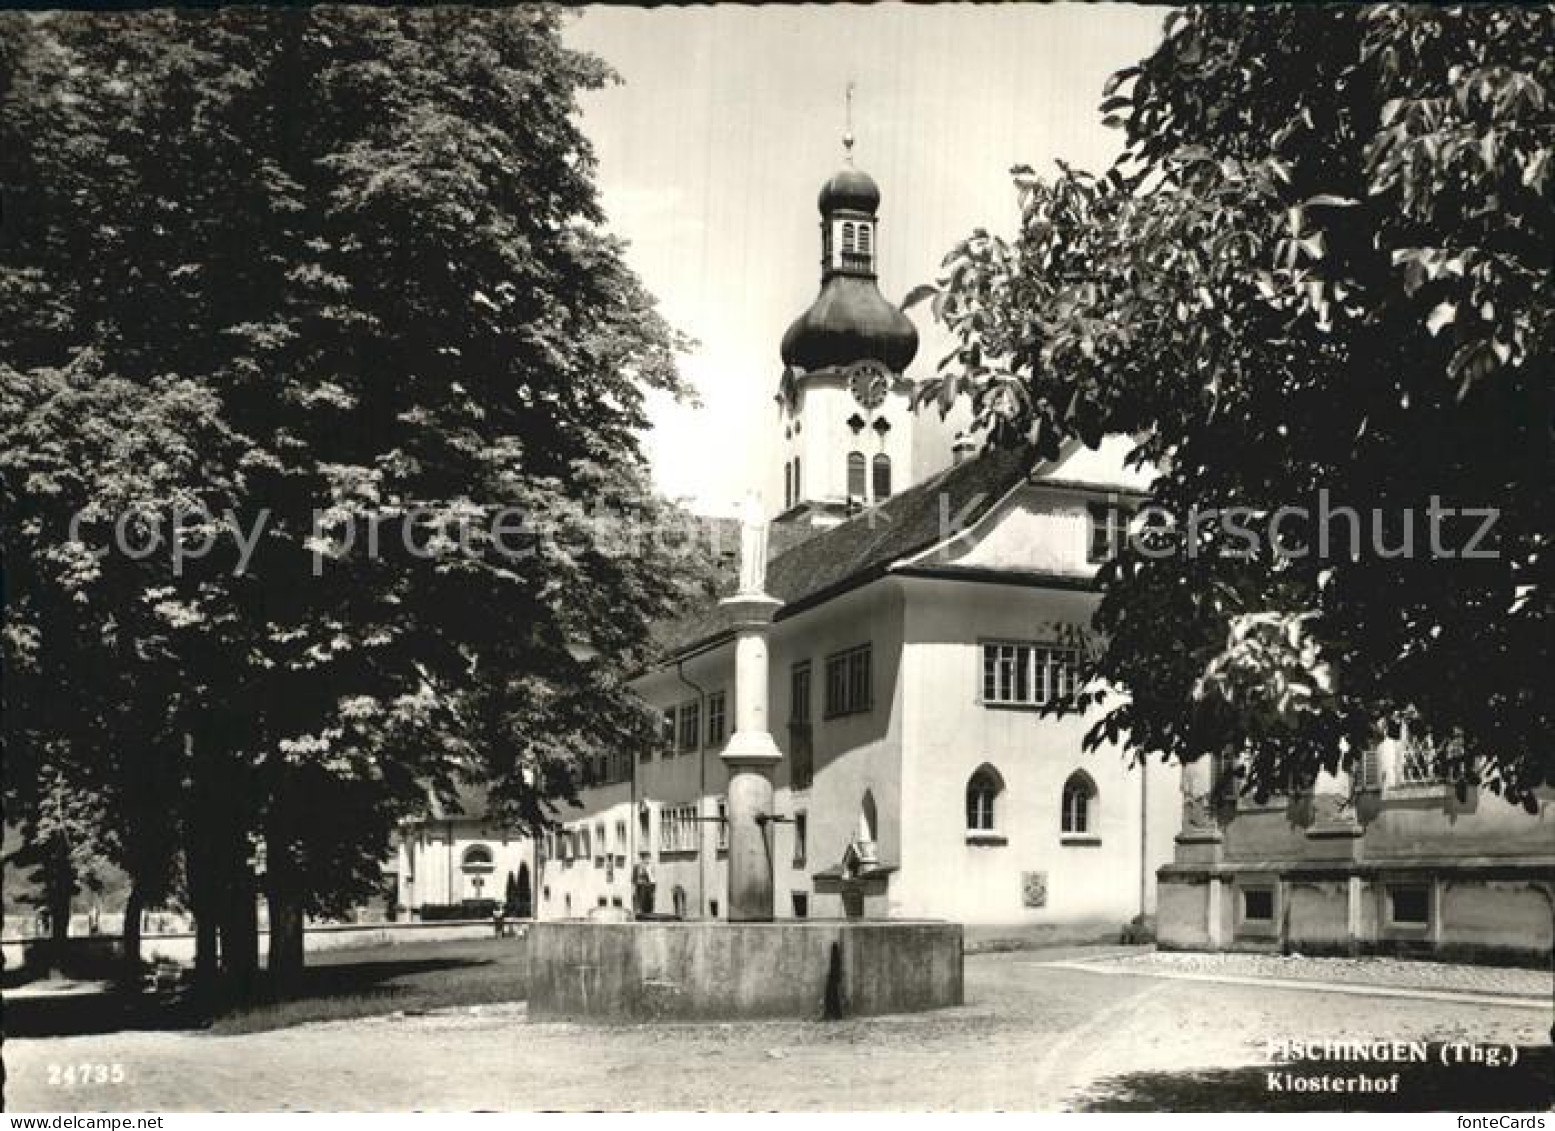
[1074,1044,1554,1112]
[3,957,494,1039]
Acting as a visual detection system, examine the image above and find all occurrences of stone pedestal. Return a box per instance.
[719,592,783,922]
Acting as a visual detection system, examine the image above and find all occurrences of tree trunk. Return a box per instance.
[120,880,145,986]
[266,889,306,997]
[44,835,73,975]
[218,862,259,1002]
[183,730,220,999]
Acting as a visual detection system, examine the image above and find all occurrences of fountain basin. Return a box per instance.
[527,919,963,1021]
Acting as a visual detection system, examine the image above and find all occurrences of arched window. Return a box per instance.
[841,221,856,254]
[872,453,892,500]
[858,223,872,255]
[847,452,866,498]
[966,765,1003,833]
[461,844,494,870]
[1061,772,1097,835]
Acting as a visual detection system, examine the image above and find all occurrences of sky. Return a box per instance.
[563,4,1167,515]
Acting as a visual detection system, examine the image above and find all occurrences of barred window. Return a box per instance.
[981,642,1078,706]
[658,803,699,854]
[824,644,872,718]
[716,797,729,851]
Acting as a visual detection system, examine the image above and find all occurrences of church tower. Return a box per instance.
[773,131,921,528]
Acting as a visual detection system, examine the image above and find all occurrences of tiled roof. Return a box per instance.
[650,445,1033,660]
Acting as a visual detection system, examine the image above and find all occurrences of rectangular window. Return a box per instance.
[614,819,627,860]
[793,811,807,868]
[707,691,727,748]
[653,709,675,760]
[981,642,1078,706]
[677,701,700,754]
[1242,887,1274,923]
[791,662,812,724]
[1397,721,1456,786]
[824,644,872,718]
[1088,502,1131,564]
[716,797,729,852]
[790,662,813,789]
[658,803,699,854]
[792,892,810,919]
[1389,885,1431,926]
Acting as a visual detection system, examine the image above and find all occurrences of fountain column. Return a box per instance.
[719,496,784,922]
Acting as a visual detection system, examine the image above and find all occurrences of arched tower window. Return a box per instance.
[1061,772,1098,835]
[858,223,872,255]
[847,452,866,498]
[966,765,1004,833]
[841,221,856,254]
[872,453,892,500]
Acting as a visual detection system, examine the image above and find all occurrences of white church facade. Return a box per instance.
[416,153,1183,932]
[393,150,1549,963]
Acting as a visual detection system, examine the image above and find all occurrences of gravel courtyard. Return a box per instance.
[6,950,1549,1111]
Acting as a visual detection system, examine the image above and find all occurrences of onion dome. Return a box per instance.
[781,159,918,375]
[817,167,880,215]
[781,276,919,372]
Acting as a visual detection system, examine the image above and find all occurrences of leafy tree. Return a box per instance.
[1,6,707,998]
[918,5,1553,804]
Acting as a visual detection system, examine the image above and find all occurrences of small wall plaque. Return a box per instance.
[1022,871,1048,908]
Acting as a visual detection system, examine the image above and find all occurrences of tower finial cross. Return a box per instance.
[843,81,855,164]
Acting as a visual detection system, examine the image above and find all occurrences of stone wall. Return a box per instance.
[2,919,499,973]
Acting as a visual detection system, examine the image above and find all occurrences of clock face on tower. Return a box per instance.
[846,359,890,410]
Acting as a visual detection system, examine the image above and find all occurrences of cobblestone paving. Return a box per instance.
[6,954,1546,1111]
[1075,950,1553,999]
